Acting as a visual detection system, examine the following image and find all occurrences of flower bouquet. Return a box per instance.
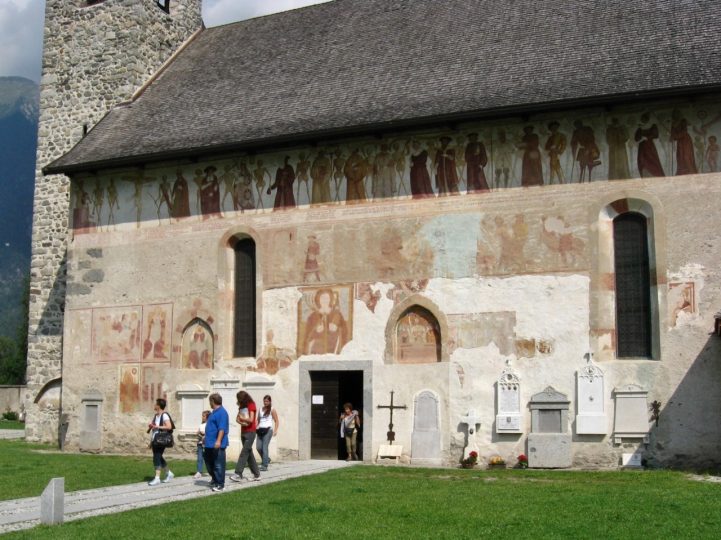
[460,451,478,469]
[517,453,529,469]
[487,455,506,470]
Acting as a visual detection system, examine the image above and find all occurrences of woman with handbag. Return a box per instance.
[255,395,279,471]
[339,402,360,461]
[147,398,175,486]
[229,391,261,482]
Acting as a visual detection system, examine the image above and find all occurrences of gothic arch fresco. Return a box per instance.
[181,318,214,369]
[384,295,449,364]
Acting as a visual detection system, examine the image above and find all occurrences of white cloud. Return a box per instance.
[202,0,331,27]
[0,0,45,82]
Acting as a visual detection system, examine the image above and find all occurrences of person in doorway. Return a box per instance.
[230,391,261,482]
[339,402,361,461]
[146,398,174,486]
[194,410,210,479]
[203,393,229,492]
[256,395,280,471]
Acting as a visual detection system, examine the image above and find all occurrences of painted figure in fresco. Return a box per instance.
[409,140,434,198]
[253,159,271,210]
[670,109,698,175]
[187,324,212,369]
[200,165,221,218]
[267,155,296,210]
[570,120,601,182]
[465,133,489,193]
[119,366,140,413]
[132,176,145,226]
[605,118,631,180]
[706,135,719,172]
[635,113,665,177]
[541,215,584,266]
[106,178,119,225]
[192,168,204,214]
[372,143,396,200]
[344,148,368,203]
[256,330,293,375]
[492,215,528,272]
[303,234,321,282]
[171,170,190,219]
[544,121,567,184]
[434,136,460,195]
[234,160,255,211]
[303,288,349,355]
[392,141,410,196]
[221,164,237,210]
[518,126,543,186]
[154,175,172,220]
[494,129,513,188]
[296,153,311,203]
[143,307,167,360]
[92,179,105,224]
[332,149,346,202]
[72,179,93,229]
[455,135,467,188]
[310,150,332,204]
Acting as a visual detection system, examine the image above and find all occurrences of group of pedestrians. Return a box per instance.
[147,391,279,492]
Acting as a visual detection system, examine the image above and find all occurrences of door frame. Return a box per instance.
[299,361,372,461]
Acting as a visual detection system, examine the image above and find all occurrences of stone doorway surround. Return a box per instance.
[298,361,372,461]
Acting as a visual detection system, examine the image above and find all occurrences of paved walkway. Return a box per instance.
[0,430,25,440]
[0,460,356,533]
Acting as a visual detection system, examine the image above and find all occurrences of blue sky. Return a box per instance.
[0,0,330,83]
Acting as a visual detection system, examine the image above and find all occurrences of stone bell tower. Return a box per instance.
[26,0,202,442]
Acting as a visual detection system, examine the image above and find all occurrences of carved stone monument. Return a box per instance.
[460,409,481,460]
[575,357,607,435]
[528,386,572,468]
[411,390,442,465]
[496,366,522,433]
[612,384,649,444]
[79,390,103,452]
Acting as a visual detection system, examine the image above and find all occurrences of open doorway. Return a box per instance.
[310,370,363,460]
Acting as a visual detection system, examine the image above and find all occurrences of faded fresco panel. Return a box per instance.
[119,364,141,413]
[448,312,517,355]
[141,366,169,405]
[395,307,441,364]
[142,304,172,362]
[91,306,142,363]
[297,285,353,355]
[365,219,434,282]
[419,214,481,278]
[668,281,696,327]
[65,309,92,365]
[181,319,214,369]
[385,279,429,305]
[253,329,296,375]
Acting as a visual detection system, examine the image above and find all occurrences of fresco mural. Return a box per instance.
[142,304,172,362]
[118,364,140,413]
[70,100,721,231]
[395,307,441,364]
[668,282,696,327]
[252,329,295,375]
[181,319,214,369]
[447,312,516,356]
[141,365,168,405]
[297,285,353,355]
[91,306,142,363]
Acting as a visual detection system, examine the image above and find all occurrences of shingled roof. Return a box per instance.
[46,0,721,174]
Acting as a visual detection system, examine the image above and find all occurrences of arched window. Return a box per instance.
[233,238,256,357]
[613,212,651,358]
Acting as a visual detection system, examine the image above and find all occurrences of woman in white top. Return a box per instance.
[194,410,210,479]
[147,398,174,486]
[255,395,279,471]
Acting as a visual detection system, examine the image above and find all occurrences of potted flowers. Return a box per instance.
[460,451,478,469]
[487,455,506,470]
[517,453,529,469]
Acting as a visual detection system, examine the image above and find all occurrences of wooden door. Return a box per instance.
[310,372,340,459]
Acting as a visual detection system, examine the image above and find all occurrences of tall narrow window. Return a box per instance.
[234,238,256,357]
[613,213,651,358]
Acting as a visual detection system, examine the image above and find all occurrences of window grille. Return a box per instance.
[234,238,256,357]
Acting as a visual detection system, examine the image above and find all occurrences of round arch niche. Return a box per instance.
[394,305,442,364]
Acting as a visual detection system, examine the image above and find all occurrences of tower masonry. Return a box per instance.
[27,0,202,442]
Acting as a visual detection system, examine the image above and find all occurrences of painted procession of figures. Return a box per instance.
[72,103,721,229]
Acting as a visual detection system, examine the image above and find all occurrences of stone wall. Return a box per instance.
[26,0,202,442]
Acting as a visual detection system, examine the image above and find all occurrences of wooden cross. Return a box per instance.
[377,390,407,444]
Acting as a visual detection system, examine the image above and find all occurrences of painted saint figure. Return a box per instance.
[494,129,513,188]
[518,126,543,186]
[303,234,321,282]
[171,170,190,219]
[570,120,601,182]
[372,143,396,199]
[310,151,332,204]
[464,133,489,193]
[669,109,698,175]
[544,121,567,184]
[635,113,665,177]
[605,118,631,180]
[706,135,719,172]
[267,156,296,210]
[344,148,368,203]
[296,152,311,202]
[303,288,349,355]
[253,160,271,210]
[434,136,460,195]
[409,140,434,198]
[200,165,221,218]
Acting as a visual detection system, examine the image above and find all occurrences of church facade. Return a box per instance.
[27,0,721,468]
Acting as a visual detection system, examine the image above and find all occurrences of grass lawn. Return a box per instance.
[0,420,25,430]
[2,445,720,539]
[0,440,206,501]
